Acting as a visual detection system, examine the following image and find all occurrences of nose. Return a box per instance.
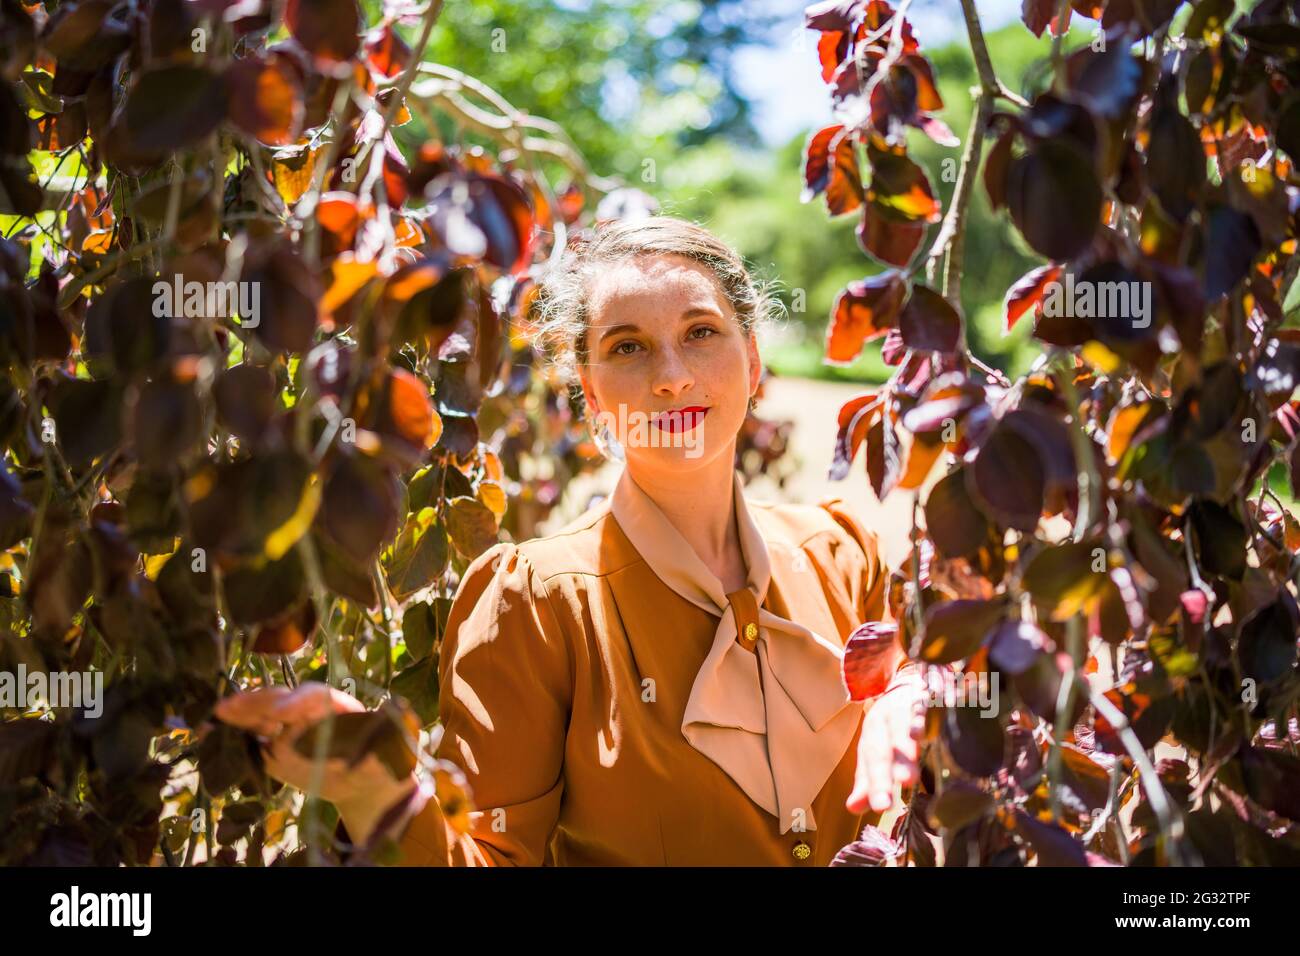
[651,343,694,399]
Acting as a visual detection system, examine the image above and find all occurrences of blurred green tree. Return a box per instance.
[374,0,779,181]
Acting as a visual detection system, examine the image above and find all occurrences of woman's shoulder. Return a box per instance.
[746,492,881,561]
[747,494,892,627]
[470,489,883,595]
[476,494,640,591]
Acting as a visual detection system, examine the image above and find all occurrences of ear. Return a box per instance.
[746,330,762,398]
[577,366,599,416]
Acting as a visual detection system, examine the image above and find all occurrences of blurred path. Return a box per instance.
[748,375,936,574]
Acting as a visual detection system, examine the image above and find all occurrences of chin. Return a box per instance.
[622,425,737,473]
[628,445,718,470]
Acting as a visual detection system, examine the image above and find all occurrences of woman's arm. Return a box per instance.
[335,774,460,865]
[216,541,574,866]
[404,542,572,865]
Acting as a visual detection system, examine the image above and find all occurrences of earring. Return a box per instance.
[602,419,625,460]
[587,409,624,461]
[748,394,758,412]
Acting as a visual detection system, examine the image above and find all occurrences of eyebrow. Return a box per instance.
[597,308,724,343]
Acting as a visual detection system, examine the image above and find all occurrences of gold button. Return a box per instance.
[744,623,757,641]
[792,840,811,861]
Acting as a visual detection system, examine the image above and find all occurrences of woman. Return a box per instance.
[215,216,929,866]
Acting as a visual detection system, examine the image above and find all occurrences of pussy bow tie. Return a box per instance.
[610,468,862,834]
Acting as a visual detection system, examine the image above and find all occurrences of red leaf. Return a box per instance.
[856,203,925,267]
[226,53,304,147]
[1021,0,1049,36]
[1003,263,1062,334]
[1006,139,1102,261]
[867,143,941,222]
[802,124,862,216]
[825,133,864,216]
[1012,810,1087,866]
[830,390,884,480]
[983,126,1015,212]
[363,23,411,78]
[825,270,908,363]
[898,284,962,353]
[122,65,229,154]
[920,598,1006,664]
[285,0,362,65]
[843,620,901,700]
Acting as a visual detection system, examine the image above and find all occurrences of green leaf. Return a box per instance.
[382,507,448,602]
[445,495,498,561]
[391,657,440,727]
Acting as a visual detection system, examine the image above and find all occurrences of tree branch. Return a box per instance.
[411,64,623,194]
[924,0,1013,306]
[924,94,990,306]
[345,0,447,194]
[1088,685,1195,866]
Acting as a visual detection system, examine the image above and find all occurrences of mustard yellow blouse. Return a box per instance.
[384,488,899,866]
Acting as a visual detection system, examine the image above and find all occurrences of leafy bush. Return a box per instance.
[809,0,1300,865]
[0,0,792,865]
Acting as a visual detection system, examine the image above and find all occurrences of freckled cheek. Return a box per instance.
[692,347,751,402]
[692,350,732,377]
[588,367,646,412]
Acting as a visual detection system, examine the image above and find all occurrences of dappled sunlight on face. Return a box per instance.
[580,254,758,476]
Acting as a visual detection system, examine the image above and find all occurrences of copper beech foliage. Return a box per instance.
[810,0,1300,866]
[0,0,800,865]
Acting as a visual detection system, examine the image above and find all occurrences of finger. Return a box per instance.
[909,696,927,738]
[891,695,923,759]
[260,737,292,781]
[267,683,366,725]
[886,701,921,785]
[864,712,894,812]
[213,688,295,729]
[846,713,878,813]
[261,727,400,802]
[848,708,893,814]
[260,729,339,777]
[898,679,927,724]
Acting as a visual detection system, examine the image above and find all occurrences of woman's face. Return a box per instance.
[577,253,760,476]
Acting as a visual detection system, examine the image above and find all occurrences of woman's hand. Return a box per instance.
[213,684,419,845]
[846,671,927,815]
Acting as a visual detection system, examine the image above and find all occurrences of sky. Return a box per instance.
[734,0,1025,146]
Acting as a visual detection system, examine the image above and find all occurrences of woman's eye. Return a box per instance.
[689,326,717,340]
[612,341,640,355]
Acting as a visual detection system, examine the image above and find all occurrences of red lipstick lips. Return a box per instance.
[653,406,709,433]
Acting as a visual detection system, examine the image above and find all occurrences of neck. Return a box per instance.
[623,451,742,577]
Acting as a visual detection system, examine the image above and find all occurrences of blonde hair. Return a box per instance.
[528,216,781,392]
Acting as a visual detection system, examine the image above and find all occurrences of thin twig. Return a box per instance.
[346,0,447,193]
[924,94,989,306]
[1089,685,1193,866]
[960,0,1002,98]
[924,0,1018,306]
[411,64,622,194]
[301,78,357,267]
[1050,0,1071,83]
[1053,356,1102,542]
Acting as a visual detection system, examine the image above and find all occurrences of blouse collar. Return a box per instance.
[609,466,861,833]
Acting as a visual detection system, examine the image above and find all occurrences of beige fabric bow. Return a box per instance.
[609,467,862,834]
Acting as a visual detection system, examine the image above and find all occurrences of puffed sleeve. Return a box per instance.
[818,497,960,695]
[382,541,573,866]
[818,497,897,629]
